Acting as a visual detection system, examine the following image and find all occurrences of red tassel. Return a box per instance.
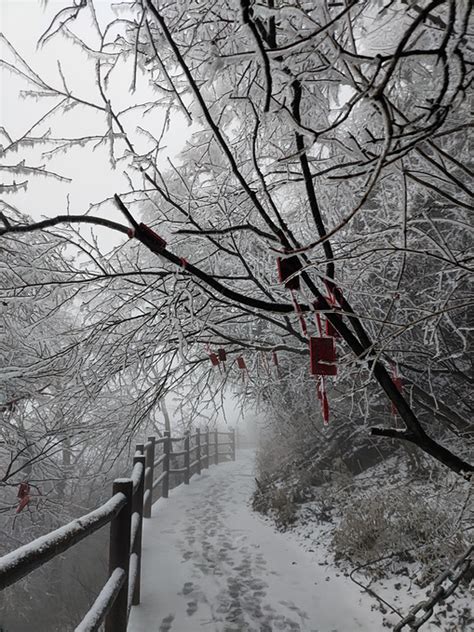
[18,482,30,498]
[138,223,167,250]
[310,337,337,376]
[291,290,308,336]
[218,348,227,362]
[316,377,322,400]
[322,390,329,425]
[209,353,219,367]
[16,496,30,513]
[277,256,302,290]
[16,482,30,514]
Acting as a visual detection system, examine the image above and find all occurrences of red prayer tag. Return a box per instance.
[16,482,30,514]
[209,353,219,367]
[218,348,227,362]
[310,337,337,376]
[277,256,302,290]
[18,482,30,498]
[16,496,30,513]
[237,356,246,369]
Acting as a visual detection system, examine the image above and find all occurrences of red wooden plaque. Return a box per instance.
[310,337,337,376]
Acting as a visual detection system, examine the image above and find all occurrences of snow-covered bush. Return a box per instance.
[252,484,299,531]
[332,484,469,585]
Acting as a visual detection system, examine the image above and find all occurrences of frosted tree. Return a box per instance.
[0,0,472,476]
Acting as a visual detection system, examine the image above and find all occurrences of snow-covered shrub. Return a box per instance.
[252,483,299,530]
[332,486,468,585]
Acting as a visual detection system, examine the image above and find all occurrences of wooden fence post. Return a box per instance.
[184,431,190,484]
[204,426,210,469]
[214,429,219,465]
[132,448,145,606]
[230,428,236,461]
[143,436,155,518]
[196,427,201,475]
[162,431,170,498]
[105,479,133,632]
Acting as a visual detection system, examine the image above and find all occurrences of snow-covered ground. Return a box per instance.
[128,450,386,632]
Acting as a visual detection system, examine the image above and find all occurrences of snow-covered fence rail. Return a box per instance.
[0,427,235,631]
[0,450,146,632]
[142,427,235,517]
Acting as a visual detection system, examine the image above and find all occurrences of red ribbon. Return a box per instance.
[16,482,30,514]
[290,290,307,336]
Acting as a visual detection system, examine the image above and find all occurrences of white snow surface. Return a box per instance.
[128,450,384,632]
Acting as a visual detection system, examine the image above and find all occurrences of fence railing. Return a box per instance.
[0,427,236,632]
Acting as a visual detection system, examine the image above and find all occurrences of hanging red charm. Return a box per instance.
[209,353,219,367]
[290,290,307,336]
[218,348,227,362]
[316,376,323,400]
[321,389,330,426]
[237,356,246,370]
[16,482,30,514]
[277,255,302,290]
[310,337,337,376]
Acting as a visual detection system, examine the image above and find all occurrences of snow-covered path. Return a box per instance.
[128,450,384,632]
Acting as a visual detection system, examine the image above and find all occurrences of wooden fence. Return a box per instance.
[0,427,236,632]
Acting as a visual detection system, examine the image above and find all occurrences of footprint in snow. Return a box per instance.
[186,600,198,616]
[158,613,175,632]
[181,581,194,595]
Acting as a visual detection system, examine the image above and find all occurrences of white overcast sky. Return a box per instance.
[0,0,192,252]
[0,1,404,256]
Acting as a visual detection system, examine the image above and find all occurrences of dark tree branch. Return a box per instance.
[0,214,129,236]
